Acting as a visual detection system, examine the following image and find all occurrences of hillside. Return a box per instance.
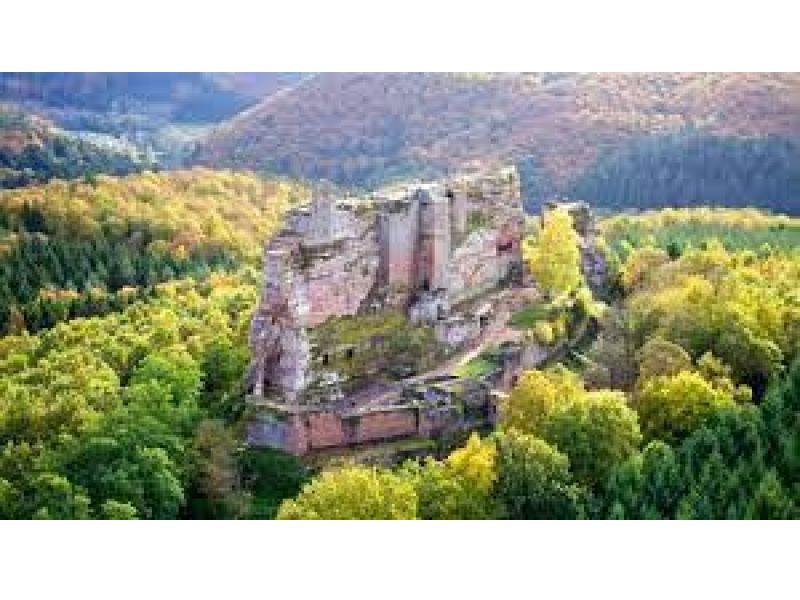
[568,133,800,215]
[0,103,149,188]
[0,169,306,333]
[0,73,306,123]
[0,73,308,168]
[193,72,800,210]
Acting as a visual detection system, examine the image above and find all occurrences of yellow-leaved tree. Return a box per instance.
[635,370,736,444]
[403,433,500,519]
[524,209,583,299]
[276,464,417,520]
[499,367,585,434]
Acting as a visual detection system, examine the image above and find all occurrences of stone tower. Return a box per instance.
[376,197,420,297]
[416,187,451,292]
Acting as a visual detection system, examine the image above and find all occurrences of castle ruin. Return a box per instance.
[245,167,598,457]
[248,168,523,400]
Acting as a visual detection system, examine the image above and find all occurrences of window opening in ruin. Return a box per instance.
[322,353,330,366]
[437,304,446,321]
[497,240,513,253]
[345,348,354,361]
[480,314,490,328]
[422,278,430,292]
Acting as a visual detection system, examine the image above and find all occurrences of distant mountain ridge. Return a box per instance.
[0,73,306,122]
[193,72,800,210]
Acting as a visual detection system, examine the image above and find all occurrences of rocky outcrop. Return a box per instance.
[249,245,311,402]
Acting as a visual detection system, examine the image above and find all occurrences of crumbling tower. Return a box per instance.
[416,187,451,292]
[376,196,420,299]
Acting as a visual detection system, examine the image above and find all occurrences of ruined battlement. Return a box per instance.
[248,167,524,406]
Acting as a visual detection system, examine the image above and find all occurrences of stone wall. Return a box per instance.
[304,226,380,327]
[249,406,424,454]
[353,409,419,445]
[446,229,503,305]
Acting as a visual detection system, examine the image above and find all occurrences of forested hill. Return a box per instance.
[0,73,308,172]
[566,133,800,216]
[193,73,800,213]
[0,169,305,334]
[0,103,150,189]
[0,168,313,520]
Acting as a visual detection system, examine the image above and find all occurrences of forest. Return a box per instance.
[0,160,797,519]
[566,134,800,216]
[0,169,309,519]
[0,158,797,519]
[0,170,304,333]
[0,105,149,189]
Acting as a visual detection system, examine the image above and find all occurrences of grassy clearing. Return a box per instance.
[454,356,499,378]
[510,301,553,329]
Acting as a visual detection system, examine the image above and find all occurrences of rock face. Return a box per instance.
[248,167,524,404]
[248,245,311,402]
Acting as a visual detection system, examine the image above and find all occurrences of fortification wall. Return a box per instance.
[249,406,424,454]
[249,166,525,406]
[247,385,494,456]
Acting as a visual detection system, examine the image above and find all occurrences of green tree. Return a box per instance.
[239,448,309,519]
[30,473,92,520]
[406,433,499,520]
[746,470,796,519]
[130,352,203,407]
[186,419,249,519]
[600,441,684,519]
[540,391,642,486]
[494,430,585,519]
[200,338,249,419]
